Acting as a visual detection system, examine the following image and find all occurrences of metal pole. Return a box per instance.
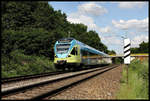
[126,64,128,84]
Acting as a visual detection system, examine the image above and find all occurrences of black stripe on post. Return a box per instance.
[124,53,130,58]
[124,43,131,49]
[124,49,130,54]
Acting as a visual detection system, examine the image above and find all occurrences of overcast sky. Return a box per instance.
[48,1,148,54]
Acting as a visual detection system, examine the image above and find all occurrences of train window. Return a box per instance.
[89,52,95,56]
[56,44,70,54]
[81,50,88,56]
[81,50,96,57]
[71,47,77,55]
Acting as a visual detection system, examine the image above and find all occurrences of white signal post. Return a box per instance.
[123,38,130,84]
[124,38,131,64]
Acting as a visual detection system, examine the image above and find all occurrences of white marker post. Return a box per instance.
[124,38,131,64]
[124,38,130,84]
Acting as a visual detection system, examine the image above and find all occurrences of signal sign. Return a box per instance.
[124,38,131,64]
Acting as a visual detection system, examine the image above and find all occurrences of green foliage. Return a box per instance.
[1,1,116,78]
[130,48,139,53]
[131,41,149,53]
[139,41,149,53]
[1,50,55,78]
[1,1,114,59]
[112,57,123,64]
[130,60,148,83]
[107,50,116,55]
[117,59,149,99]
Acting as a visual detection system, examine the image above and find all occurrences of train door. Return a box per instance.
[70,46,81,63]
[77,45,81,63]
[70,46,78,62]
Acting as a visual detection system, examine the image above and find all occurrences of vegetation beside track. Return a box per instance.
[2,50,56,78]
[113,57,123,64]
[116,59,149,99]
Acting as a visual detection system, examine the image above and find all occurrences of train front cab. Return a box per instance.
[54,45,81,70]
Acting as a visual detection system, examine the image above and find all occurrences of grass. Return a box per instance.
[116,59,149,99]
[1,50,56,78]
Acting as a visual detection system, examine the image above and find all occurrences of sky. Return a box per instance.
[48,1,149,54]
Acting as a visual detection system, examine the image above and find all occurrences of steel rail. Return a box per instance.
[1,71,67,84]
[2,64,119,100]
[2,64,108,84]
[34,64,120,100]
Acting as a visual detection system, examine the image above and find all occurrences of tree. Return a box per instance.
[1,1,112,59]
[131,41,148,53]
[108,50,116,55]
[2,1,37,30]
[131,47,139,53]
[139,41,148,53]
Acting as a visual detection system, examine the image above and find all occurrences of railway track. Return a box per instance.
[1,64,107,84]
[1,64,119,100]
[1,71,67,84]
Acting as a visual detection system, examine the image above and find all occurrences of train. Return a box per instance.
[54,38,112,70]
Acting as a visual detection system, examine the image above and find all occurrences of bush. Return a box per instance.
[112,57,123,64]
[1,50,55,78]
[117,59,149,99]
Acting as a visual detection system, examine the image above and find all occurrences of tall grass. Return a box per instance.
[116,59,149,99]
[2,50,56,78]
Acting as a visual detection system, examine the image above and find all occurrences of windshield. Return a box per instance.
[56,44,70,54]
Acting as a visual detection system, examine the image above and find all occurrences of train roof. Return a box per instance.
[57,38,109,57]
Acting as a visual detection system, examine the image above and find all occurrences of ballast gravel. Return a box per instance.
[46,65,124,100]
[2,66,112,100]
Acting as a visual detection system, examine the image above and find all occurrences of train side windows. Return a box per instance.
[81,50,87,56]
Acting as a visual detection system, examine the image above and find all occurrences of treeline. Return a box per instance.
[1,1,115,60]
[131,41,148,53]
